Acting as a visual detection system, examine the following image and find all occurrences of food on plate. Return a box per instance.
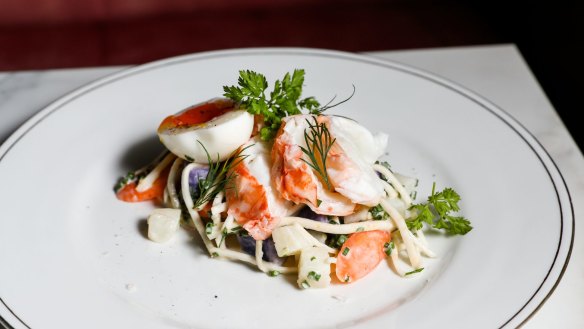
[157,98,254,162]
[114,69,472,289]
[114,152,175,202]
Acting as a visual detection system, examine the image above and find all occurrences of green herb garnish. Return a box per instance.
[113,171,135,192]
[193,141,251,209]
[342,247,350,256]
[299,117,336,190]
[223,69,318,140]
[218,227,228,247]
[328,218,340,225]
[307,271,321,281]
[205,222,214,236]
[327,234,347,248]
[369,204,389,220]
[223,70,354,141]
[375,160,392,180]
[408,182,472,235]
[268,270,280,277]
[405,268,424,276]
[300,280,311,289]
[384,241,395,256]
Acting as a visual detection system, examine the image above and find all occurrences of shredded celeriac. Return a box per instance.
[170,160,434,281]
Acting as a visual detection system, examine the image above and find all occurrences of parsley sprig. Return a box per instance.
[223,69,354,141]
[408,183,472,235]
[223,69,318,140]
[193,141,251,209]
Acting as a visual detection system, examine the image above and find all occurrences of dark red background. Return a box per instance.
[1,0,582,146]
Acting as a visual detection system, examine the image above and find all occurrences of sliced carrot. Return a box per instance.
[116,166,171,202]
[335,230,391,283]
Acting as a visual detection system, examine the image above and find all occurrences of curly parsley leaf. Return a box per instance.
[408,203,434,231]
[223,69,316,141]
[223,69,354,141]
[299,97,321,113]
[223,70,267,103]
[407,183,472,235]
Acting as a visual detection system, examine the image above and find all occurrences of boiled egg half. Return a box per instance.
[157,98,254,163]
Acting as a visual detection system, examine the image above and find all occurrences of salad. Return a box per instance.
[114,69,472,289]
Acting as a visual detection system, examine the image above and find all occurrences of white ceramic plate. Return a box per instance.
[0,49,573,329]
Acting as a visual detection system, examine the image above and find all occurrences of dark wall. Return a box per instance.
[0,0,581,147]
[471,0,584,147]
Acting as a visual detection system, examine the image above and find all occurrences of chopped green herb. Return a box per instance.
[344,275,350,283]
[384,241,395,256]
[299,117,336,190]
[307,271,321,281]
[342,247,350,256]
[184,155,194,162]
[316,199,322,207]
[375,160,392,181]
[310,256,316,261]
[327,234,347,248]
[411,190,418,200]
[218,228,228,247]
[405,268,424,276]
[408,183,472,235]
[369,204,389,220]
[205,222,214,236]
[211,252,219,258]
[300,280,311,289]
[113,171,136,192]
[356,227,365,232]
[268,270,280,277]
[328,218,340,225]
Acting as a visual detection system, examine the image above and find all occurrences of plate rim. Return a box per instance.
[0,47,575,329]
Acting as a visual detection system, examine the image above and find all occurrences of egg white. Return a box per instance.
[158,110,254,163]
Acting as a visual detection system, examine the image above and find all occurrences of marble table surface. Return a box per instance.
[0,44,582,328]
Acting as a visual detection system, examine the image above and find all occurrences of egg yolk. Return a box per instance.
[158,98,234,133]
